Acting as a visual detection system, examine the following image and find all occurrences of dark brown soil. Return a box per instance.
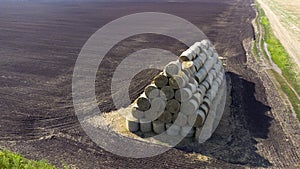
[0,0,299,168]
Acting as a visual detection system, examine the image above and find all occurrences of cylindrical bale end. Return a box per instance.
[180,99,199,115]
[131,106,144,119]
[150,97,166,112]
[137,95,151,111]
[152,120,165,134]
[144,109,158,122]
[182,61,196,74]
[144,84,160,99]
[164,61,181,77]
[154,73,168,88]
[169,75,187,89]
[158,111,173,123]
[166,99,180,114]
[175,88,193,102]
[160,86,175,100]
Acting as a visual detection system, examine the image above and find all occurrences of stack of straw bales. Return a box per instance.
[126,39,226,142]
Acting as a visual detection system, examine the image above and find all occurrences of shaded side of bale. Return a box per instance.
[195,68,207,83]
[140,118,152,132]
[126,120,139,132]
[192,110,206,127]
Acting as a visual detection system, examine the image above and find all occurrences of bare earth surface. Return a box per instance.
[0,0,299,168]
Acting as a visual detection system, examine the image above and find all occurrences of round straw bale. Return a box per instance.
[186,83,197,93]
[192,92,203,105]
[158,111,172,123]
[193,56,204,71]
[154,73,168,88]
[126,120,139,132]
[164,60,181,77]
[174,88,193,102]
[161,86,175,100]
[202,81,210,90]
[180,99,199,115]
[169,75,187,89]
[137,94,151,111]
[152,120,165,134]
[131,106,144,119]
[179,49,195,62]
[182,61,196,74]
[189,78,199,86]
[126,115,139,132]
[166,124,180,136]
[174,113,188,126]
[198,84,207,96]
[203,97,212,109]
[195,109,206,127]
[190,44,201,55]
[151,97,166,111]
[166,99,180,113]
[199,53,208,64]
[144,84,160,99]
[195,68,207,83]
[200,104,209,115]
[140,118,152,132]
[144,109,158,121]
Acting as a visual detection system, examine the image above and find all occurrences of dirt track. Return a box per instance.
[0,0,299,168]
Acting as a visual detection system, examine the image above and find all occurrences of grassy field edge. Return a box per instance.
[254,1,300,120]
[0,149,71,169]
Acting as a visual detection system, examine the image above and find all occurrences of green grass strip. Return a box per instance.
[0,149,71,169]
[257,4,300,96]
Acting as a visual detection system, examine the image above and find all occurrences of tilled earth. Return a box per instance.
[0,0,299,168]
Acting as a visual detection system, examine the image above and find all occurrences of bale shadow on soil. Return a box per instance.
[176,72,273,168]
